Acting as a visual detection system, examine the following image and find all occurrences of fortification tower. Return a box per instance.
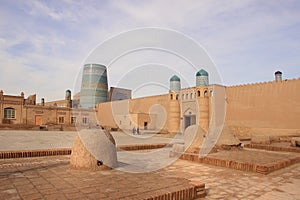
[65,90,72,108]
[41,98,45,106]
[196,69,209,86]
[196,69,209,131]
[168,75,181,133]
[170,75,181,91]
[275,71,282,82]
[80,64,108,108]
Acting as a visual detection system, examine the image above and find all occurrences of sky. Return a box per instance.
[0,0,300,101]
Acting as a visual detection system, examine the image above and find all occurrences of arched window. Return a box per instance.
[190,93,193,99]
[170,94,173,100]
[186,94,188,99]
[197,91,200,97]
[182,94,184,100]
[4,108,15,119]
[204,90,208,97]
[210,90,214,97]
[176,94,179,100]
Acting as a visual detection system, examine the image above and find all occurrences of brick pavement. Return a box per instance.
[1,155,300,199]
[0,156,202,200]
[158,159,300,199]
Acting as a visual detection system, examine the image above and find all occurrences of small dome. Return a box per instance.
[66,89,71,93]
[170,75,180,81]
[196,69,208,76]
[275,71,282,75]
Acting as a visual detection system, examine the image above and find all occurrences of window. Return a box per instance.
[210,90,214,97]
[71,117,76,124]
[170,94,173,100]
[59,116,64,124]
[4,108,15,119]
[204,90,208,97]
[182,94,184,100]
[190,93,193,99]
[197,91,200,97]
[176,94,179,100]
[82,117,88,124]
[186,94,188,99]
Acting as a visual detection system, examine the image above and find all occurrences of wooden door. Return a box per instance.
[35,115,43,125]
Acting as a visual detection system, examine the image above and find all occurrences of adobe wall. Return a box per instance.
[225,78,300,132]
[96,94,170,131]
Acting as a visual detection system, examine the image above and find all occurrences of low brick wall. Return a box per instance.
[245,143,300,153]
[0,144,171,159]
[0,148,72,159]
[144,182,205,200]
[175,151,300,175]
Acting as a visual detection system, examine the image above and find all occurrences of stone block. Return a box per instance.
[70,129,118,171]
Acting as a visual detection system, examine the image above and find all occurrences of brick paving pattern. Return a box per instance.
[1,154,300,199]
[0,156,201,200]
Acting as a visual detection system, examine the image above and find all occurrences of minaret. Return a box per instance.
[65,90,72,108]
[196,69,209,131]
[168,75,180,133]
[275,71,282,82]
[80,64,108,108]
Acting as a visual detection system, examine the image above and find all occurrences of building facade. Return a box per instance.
[96,70,300,135]
[1,68,300,136]
[0,90,97,130]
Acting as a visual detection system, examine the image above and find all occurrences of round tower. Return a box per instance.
[170,75,181,91]
[196,69,209,86]
[275,71,282,82]
[65,90,71,101]
[65,90,72,108]
[196,69,210,131]
[80,64,108,108]
[168,92,180,133]
[197,88,209,131]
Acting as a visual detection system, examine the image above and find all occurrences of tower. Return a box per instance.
[65,90,71,101]
[275,71,282,82]
[65,90,72,108]
[196,69,209,131]
[80,64,108,108]
[168,75,181,133]
[170,75,181,91]
[196,69,209,86]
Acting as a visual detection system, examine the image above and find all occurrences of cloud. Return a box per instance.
[0,0,299,100]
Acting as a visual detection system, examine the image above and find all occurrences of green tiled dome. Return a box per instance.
[170,75,180,81]
[196,69,208,76]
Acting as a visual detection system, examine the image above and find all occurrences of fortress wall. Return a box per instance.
[225,78,300,130]
[96,94,170,131]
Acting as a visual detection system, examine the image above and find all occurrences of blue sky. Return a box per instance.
[0,0,300,101]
